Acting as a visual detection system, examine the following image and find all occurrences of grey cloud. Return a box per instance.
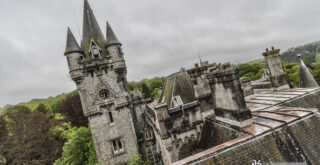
[1,0,320,106]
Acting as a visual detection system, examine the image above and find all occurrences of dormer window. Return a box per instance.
[89,39,101,60]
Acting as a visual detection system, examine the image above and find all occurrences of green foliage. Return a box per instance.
[57,93,88,127]
[128,77,166,100]
[237,63,266,81]
[0,105,64,165]
[127,154,149,165]
[35,103,50,113]
[281,41,320,63]
[141,83,151,98]
[283,62,299,87]
[310,62,320,84]
[54,127,98,165]
[1,90,78,114]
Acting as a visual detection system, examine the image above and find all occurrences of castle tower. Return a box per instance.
[64,0,138,164]
[262,47,290,88]
[207,63,252,128]
[298,55,319,88]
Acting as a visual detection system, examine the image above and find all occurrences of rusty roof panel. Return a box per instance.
[253,116,284,129]
[242,123,271,136]
[252,112,298,123]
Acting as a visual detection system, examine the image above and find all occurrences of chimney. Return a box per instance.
[207,67,252,128]
[262,47,290,89]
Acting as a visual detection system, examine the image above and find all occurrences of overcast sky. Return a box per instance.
[1,0,320,107]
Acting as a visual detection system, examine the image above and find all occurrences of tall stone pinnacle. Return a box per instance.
[133,86,143,100]
[82,0,105,55]
[106,21,121,46]
[65,27,82,54]
[298,54,319,88]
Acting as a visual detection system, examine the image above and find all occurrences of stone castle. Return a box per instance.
[64,1,320,164]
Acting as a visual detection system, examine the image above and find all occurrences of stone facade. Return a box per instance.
[64,1,138,164]
[64,1,320,165]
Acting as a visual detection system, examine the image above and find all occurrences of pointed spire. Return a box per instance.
[298,54,319,88]
[82,0,105,55]
[106,21,121,46]
[65,27,82,55]
[133,86,143,100]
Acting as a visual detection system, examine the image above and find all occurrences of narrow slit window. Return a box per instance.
[90,70,94,77]
[108,110,114,123]
[118,140,122,150]
[112,140,117,151]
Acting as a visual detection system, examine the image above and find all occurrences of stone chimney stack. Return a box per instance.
[262,47,290,89]
[207,65,252,128]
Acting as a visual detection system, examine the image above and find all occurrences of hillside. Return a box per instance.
[0,90,78,115]
[281,41,320,63]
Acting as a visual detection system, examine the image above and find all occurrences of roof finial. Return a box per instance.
[197,50,202,64]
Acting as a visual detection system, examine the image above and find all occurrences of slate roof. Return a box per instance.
[158,71,196,109]
[172,106,320,165]
[81,0,105,56]
[65,27,82,54]
[106,22,121,46]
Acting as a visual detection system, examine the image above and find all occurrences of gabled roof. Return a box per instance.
[65,27,82,54]
[81,0,105,56]
[298,55,319,88]
[106,22,121,46]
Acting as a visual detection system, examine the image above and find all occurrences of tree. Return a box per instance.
[36,103,50,113]
[238,63,266,81]
[141,83,151,99]
[0,105,64,165]
[127,154,149,165]
[58,93,88,127]
[54,127,98,165]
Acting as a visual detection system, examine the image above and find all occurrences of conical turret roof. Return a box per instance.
[298,55,319,88]
[106,22,121,46]
[82,0,105,55]
[65,27,82,54]
[133,86,143,100]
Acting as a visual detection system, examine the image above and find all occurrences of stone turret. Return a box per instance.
[207,64,252,128]
[64,27,84,81]
[64,1,138,164]
[262,47,290,89]
[298,54,319,88]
